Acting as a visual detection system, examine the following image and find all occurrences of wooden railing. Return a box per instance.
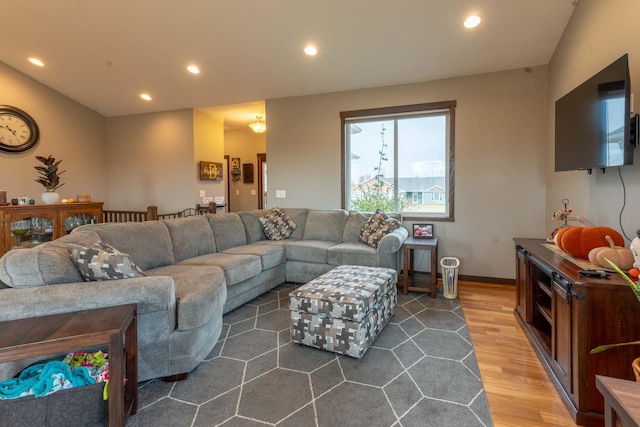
[102,205,158,222]
[102,202,217,223]
[157,202,217,220]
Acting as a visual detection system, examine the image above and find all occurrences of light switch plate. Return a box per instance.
[276,190,286,198]
[251,190,256,196]
[235,190,240,196]
[199,190,206,197]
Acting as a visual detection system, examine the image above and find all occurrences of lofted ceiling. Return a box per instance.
[2,0,577,129]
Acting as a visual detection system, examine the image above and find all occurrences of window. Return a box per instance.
[341,101,455,221]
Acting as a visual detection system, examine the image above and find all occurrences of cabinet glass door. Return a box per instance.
[10,216,54,250]
[64,213,97,233]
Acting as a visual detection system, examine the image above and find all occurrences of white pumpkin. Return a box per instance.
[588,235,635,270]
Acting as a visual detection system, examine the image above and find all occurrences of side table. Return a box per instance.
[596,375,640,427]
[402,236,439,297]
[0,304,138,427]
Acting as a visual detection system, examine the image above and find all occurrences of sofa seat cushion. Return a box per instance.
[178,253,262,286]
[327,242,378,267]
[148,264,226,331]
[283,240,338,264]
[222,244,286,270]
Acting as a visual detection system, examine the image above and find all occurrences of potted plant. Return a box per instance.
[34,155,65,204]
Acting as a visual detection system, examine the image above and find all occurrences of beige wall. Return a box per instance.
[546,0,640,237]
[267,67,549,279]
[105,109,196,212]
[194,109,225,208]
[224,128,266,212]
[0,62,107,203]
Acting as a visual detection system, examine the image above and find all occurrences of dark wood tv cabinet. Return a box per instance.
[514,238,640,427]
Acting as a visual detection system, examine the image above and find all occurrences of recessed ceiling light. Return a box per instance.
[28,57,44,67]
[464,15,481,29]
[304,45,317,56]
[140,93,152,101]
[187,65,200,74]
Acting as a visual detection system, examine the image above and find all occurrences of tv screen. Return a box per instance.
[555,54,633,172]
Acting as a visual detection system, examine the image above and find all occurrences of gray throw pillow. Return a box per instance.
[259,207,297,240]
[359,209,400,248]
[68,241,146,281]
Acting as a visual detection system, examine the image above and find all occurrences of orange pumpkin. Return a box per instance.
[554,226,572,249]
[558,226,624,259]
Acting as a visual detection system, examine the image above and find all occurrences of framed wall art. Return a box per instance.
[199,161,223,181]
[242,163,254,183]
[412,223,434,239]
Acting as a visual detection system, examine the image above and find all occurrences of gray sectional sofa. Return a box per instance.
[0,208,407,383]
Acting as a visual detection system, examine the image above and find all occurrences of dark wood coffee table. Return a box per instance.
[0,304,138,427]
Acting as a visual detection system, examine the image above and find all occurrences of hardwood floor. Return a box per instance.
[458,281,580,427]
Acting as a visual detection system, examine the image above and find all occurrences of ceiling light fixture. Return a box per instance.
[249,115,266,133]
[28,57,44,67]
[187,65,200,74]
[464,15,481,29]
[140,93,152,101]
[304,45,317,56]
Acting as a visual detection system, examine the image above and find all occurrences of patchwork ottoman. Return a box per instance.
[289,265,397,358]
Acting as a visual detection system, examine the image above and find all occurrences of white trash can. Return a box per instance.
[440,257,460,299]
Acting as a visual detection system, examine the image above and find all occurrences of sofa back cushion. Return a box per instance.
[303,209,348,242]
[281,208,309,240]
[342,211,369,242]
[163,216,217,262]
[208,213,247,251]
[239,210,269,243]
[77,221,175,270]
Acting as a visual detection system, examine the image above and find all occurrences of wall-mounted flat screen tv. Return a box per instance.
[555,54,634,172]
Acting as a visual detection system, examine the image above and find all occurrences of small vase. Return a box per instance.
[41,191,60,205]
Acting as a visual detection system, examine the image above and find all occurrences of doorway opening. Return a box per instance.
[257,153,267,209]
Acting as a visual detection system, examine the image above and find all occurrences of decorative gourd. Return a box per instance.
[588,235,635,270]
[554,215,624,259]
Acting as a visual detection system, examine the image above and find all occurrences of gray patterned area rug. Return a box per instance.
[126,283,494,427]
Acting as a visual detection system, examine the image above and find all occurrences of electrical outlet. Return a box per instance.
[199,190,205,197]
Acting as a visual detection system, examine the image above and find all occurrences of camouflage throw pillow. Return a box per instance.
[359,209,400,248]
[67,241,146,281]
[259,207,297,240]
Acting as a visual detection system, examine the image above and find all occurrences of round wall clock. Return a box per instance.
[0,105,40,153]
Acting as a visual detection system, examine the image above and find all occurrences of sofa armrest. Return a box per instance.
[377,227,409,254]
[0,276,176,323]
